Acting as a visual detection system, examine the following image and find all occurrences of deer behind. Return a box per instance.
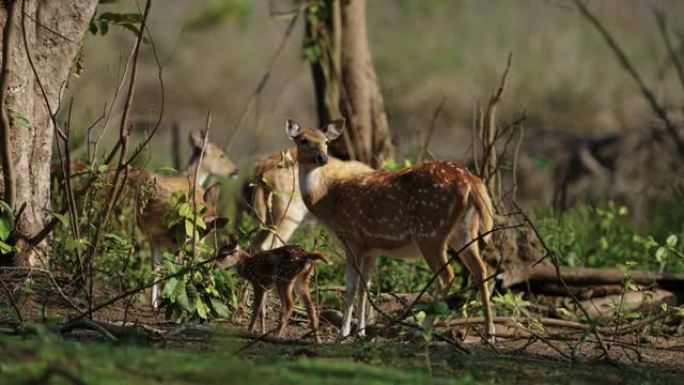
[285,119,496,339]
[243,148,372,250]
[137,131,237,307]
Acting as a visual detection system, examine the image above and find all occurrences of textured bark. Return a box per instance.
[0,0,97,266]
[308,0,393,168]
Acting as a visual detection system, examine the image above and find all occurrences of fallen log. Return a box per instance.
[508,265,684,299]
[578,289,676,321]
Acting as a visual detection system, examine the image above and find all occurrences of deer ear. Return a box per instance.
[190,130,205,149]
[203,183,221,209]
[322,119,344,141]
[285,119,302,139]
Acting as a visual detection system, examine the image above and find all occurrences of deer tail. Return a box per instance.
[308,251,331,265]
[469,178,495,244]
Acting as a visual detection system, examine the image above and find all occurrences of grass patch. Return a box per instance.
[1,330,679,385]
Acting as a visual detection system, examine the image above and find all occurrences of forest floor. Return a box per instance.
[2,289,684,385]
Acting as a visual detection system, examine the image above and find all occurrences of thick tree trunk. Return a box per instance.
[0,0,97,266]
[307,0,393,168]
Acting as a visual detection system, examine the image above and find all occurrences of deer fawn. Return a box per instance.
[243,148,372,250]
[285,119,496,339]
[136,131,237,308]
[215,235,329,343]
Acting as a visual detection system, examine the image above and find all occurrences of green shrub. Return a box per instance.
[535,202,684,272]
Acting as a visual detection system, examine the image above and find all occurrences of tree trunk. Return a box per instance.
[0,0,97,267]
[306,0,393,168]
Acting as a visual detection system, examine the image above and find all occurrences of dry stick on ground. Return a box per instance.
[0,278,22,327]
[417,96,446,164]
[572,0,684,158]
[513,204,613,362]
[0,0,18,208]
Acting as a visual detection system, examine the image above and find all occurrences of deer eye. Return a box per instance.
[299,138,308,146]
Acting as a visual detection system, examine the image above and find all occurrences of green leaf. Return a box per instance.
[175,280,189,308]
[210,297,230,318]
[196,301,209,319]
[0,217,10,241]
[666,234,678,248]
[88,21,98,35]
[0,240,13,254]
[655,246,667,261]
[49,211,69,227]
[162,277,179,299]
[186,282,200,312]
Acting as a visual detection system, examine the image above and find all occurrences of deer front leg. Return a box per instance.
[357,256,376,337]
[248,285,266,333]
[340,255,360,338]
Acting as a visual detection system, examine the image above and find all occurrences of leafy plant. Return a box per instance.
[0,200,15,255]
[535,202,684,272]
[158,191,237,322]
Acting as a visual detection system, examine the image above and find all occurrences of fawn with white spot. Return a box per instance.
[284,119,496,339]
[215,235,329,343]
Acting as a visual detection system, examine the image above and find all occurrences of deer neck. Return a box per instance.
[298,161,331,209]
[187,153,210,186]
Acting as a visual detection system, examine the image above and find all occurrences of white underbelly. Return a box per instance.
[366,242,422,260]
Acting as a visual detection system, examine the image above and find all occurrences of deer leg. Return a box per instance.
[420,241,454,330]
[356,255,376,337]
[340,254,361,338]
[276,282,295,338]
[295,277,321,343]
[451,211,495,340]
[151,246,161,309]
[260,293,267,334]
[248,285,266,333]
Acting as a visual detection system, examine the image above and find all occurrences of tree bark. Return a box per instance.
[307,0,393,168]
[0,0,97,266]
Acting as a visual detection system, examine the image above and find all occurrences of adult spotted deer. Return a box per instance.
[285,119,496,339]
[244,148,372,250]
[135,131,237,308]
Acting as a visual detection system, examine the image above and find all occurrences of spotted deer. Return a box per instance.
[245,148,372,250]
[215,235,330,343]
[285,119,496,339]
[136,131,238,308]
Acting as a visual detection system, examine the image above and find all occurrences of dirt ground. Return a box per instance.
[3,273,684,385]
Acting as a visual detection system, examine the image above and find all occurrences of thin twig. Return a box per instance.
[418,96,446,163]
[572,0,684,158]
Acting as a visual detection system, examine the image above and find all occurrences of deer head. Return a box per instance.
[285,119,343,168]
[214,233,250,269]
[189,131,239,183]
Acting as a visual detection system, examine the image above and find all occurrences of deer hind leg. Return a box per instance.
[340,251,361,338]
[248,285,267,333]
[356,255,376,337]
[276,281,295,338]
[420,241,455,330]
[295,276,321,343]
[450,209,495,339]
